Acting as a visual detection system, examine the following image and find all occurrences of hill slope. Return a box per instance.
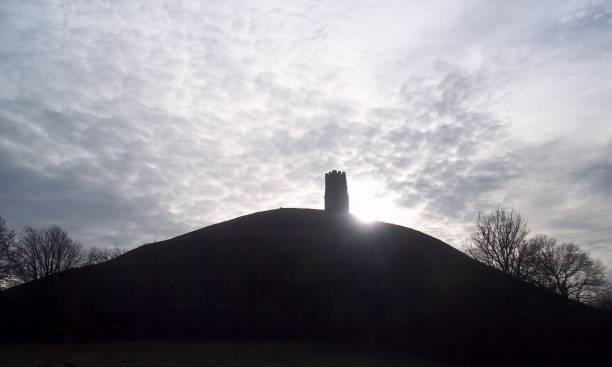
[1,209,610,363]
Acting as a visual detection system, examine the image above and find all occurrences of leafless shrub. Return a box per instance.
[84,246,125,265]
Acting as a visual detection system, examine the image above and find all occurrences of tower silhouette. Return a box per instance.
[324,170,349,212]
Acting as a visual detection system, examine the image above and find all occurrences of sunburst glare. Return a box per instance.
[349,179,405,224]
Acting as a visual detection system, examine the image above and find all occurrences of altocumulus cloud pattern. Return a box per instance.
[1,0,611,277]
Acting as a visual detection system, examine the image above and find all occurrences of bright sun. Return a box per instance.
[349,180,405,224]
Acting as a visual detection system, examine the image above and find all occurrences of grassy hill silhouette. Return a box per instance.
[1,208,611,364]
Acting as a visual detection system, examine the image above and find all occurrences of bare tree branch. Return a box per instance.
[6,225,84,284]
[464,208,537,282]
[534,237,608,305]
[0,216,17,289]
[83,246,125,266]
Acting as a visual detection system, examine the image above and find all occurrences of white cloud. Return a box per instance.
[1,0,611,277]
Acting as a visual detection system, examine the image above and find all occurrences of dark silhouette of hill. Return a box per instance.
[1,209,611,365]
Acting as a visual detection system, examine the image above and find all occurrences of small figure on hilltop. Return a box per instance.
[324,170,349,213]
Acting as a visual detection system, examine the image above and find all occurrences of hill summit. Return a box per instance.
[2,208,503,338]
[1,207,611,364]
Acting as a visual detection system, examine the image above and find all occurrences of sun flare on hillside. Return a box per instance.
[349,179,405,224]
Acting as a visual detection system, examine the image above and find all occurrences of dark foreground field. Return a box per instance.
[0,340,448,367]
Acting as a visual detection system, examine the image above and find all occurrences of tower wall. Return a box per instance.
[324,170,349,212]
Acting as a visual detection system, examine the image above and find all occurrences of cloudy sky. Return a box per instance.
[1,0,611,275]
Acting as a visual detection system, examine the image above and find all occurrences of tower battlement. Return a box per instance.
[324,170,349,212]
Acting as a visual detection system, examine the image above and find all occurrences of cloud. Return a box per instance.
[0,0,611,278]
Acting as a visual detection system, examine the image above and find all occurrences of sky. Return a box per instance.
[1,0,611,276]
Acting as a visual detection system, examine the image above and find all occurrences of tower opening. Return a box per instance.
[324,170,349,212]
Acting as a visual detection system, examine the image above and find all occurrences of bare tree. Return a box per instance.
[464,208,540,282]
[534,237,608,305]
[594,285,612,311]
[83,246,125,265]
[9,225,83,283]
[0,216,17,288]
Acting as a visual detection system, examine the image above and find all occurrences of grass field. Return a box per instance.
[0,340,448,367]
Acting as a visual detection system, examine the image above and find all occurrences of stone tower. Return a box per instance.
[324,170,349,212]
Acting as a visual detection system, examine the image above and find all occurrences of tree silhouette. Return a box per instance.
[533,235,608,305]
[465,210,610,309]
[9,225,83,283]
[464,208,540,282]
[0,216,17,288]
[84,246,125,265]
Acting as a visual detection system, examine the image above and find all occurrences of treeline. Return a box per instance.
[463,208,611,309]
[0,216,125,289]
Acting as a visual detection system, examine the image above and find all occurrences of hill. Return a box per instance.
[1,208,611,364]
